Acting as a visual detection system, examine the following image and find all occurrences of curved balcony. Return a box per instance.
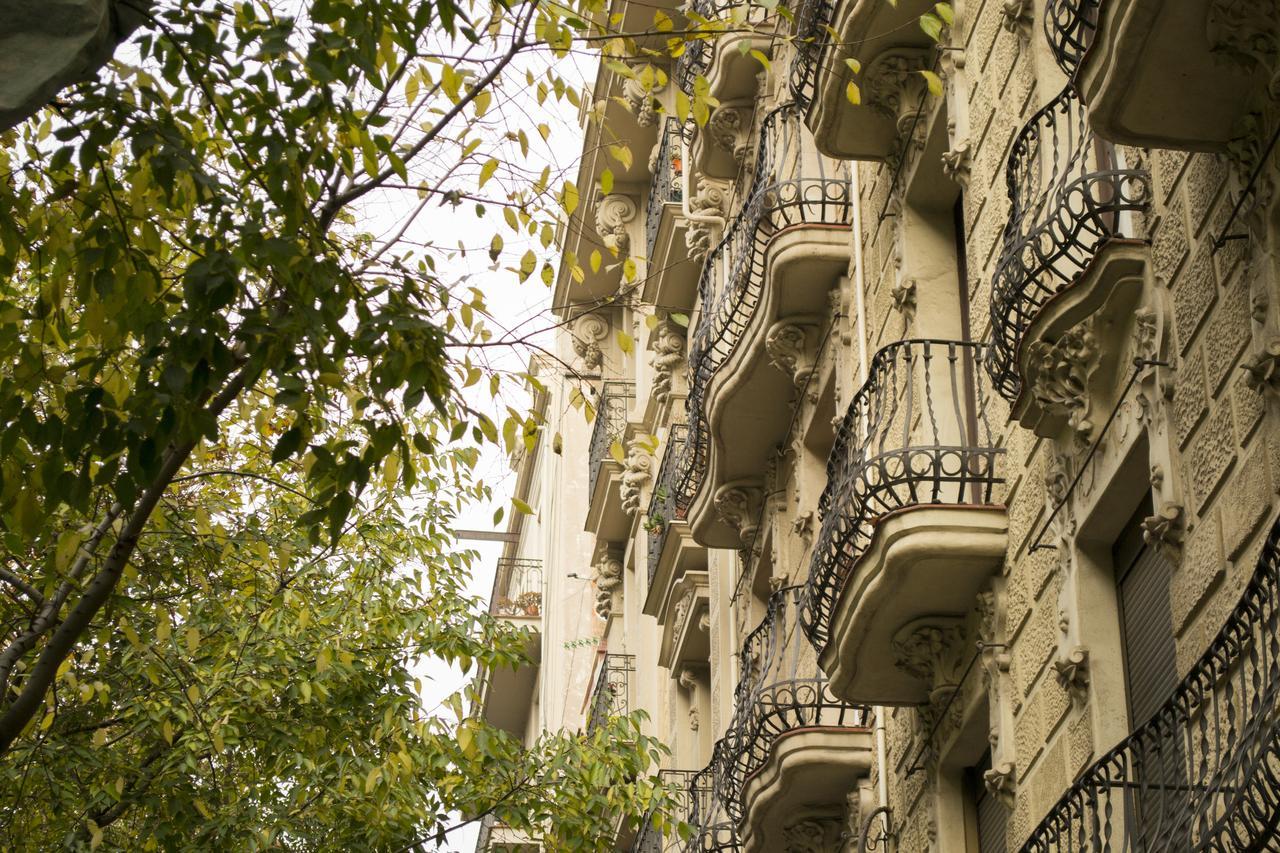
[674,103,852,547]
[586,653,635,735]
[1025,516,1280,851]
[713,586,871,850]
[644,120,702,323]
[586,381,635,540]
[791,0,937,160]
[985,84,1150,408]
[1046,0,1276,150]
[802,340,1006,704]
[675,0,772,100]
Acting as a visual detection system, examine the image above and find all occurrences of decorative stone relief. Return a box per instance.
[890,277,918,324]
[1142,502,1186,560]
[1052,646,1091,704]
[1242,339,1280,391]
[593,192,637,258]
[1025,325,1101,439]
[713,483,763,551]
[706,105,751,164]
[685,182,727,262]
[765,317,822,394]
[649,318,687,407]
[619,440,653,516]
[1000,0,1033,35]
[891,619,965,698]
[571,313,608,373]
[592,544,624,619]
[670,588,695,641]
[865,49,931,164]
[698,611,711,633]
[781,814,844,853]
[1207,1,1280,95]
[983,762,1018,808]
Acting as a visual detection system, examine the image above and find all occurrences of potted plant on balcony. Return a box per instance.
[516,591,542,616]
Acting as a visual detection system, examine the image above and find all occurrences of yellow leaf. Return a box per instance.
[645,314,659,330]
[512,497,533,515]
[590,249,602,273]
[365,767,381,793]
[300,681,312,703]
[479,158,499,188]
[186,684,200,705]
[609,440,626,465]
[40,711,54,731]
[561,181,580,215]
[844,57,862,75]
[601,168,613,195]
[919,69,944,97]
[186,627,200,656]
[317,647,332,674]
[616,330,635,355]
[749,49,770,71]
[92,729,108,748]
[473,89,492,117]
[845,81,861,105]
[162,720,174,745]
[155,614,171,644]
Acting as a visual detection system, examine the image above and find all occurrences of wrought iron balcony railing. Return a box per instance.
[714,585,870,824]
[787,0,833,108]
[588,381,635,489]
[1044,0,1101,76]
[647,118,686,263]
[647,423,690,588]
[801,339,1004,651]
[634,769,701,853]
[684,758,741,852]
[489,558,543,618]
[674,102,852,514]
[586,653,635,735]
[1024,516,1280,851]
[984,84,1150,403]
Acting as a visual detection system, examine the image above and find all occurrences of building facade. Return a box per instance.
[478,0,1280,850]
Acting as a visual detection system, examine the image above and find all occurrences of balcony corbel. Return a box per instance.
[798,0,937,161]
[1052,0,1280,151]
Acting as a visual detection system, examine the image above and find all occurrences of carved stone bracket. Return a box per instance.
[890,278,918,324]
[649,318,687,407]
[1025,325,1101,440]
[572,313,609,373]
[942,138,972,186]
[714,482,764,551]
[865,49,931,165]
[706,105,751,164]
[592,543,624,619]
[620,66,666,128]
[781,812,845,853]
[1000,0,1033,36]
[619,439,653,516]
[765,316,823,395]
[1242,338,1280,392]
[983,762,1017,808]
[1052,646,1090,704]
[1141,502,1185,561]
[593,193,638,258]
[685,182,728,262]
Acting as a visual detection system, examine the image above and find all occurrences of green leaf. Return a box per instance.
[919,12,944,41]
[934,2,954,25]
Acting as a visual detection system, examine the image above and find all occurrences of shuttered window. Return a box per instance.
[1113,499,1179,728]
[971,751,1006,853]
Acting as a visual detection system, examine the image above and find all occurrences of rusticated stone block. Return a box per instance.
[1154,148,1189,201]
[1174,346,1208,449]
[1173,245,1218,352]
[1185,153,1229,234]
[970,0,1002,74]
[1151,194,1189,285]
[1068,710,1093,775]
[1232,368,1265,442]
[1203,280,1250,393]
[1208,197,1246,282]
[1172,511,1223,633]
[1013,593,1058,699]
[1184,404,1235,511]
[1223,444,1270,560]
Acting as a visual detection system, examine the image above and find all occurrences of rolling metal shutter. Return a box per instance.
[1116,528,1179,728]
[976,785,1007,853]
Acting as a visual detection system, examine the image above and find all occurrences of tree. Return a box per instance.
[0,0,687,847]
